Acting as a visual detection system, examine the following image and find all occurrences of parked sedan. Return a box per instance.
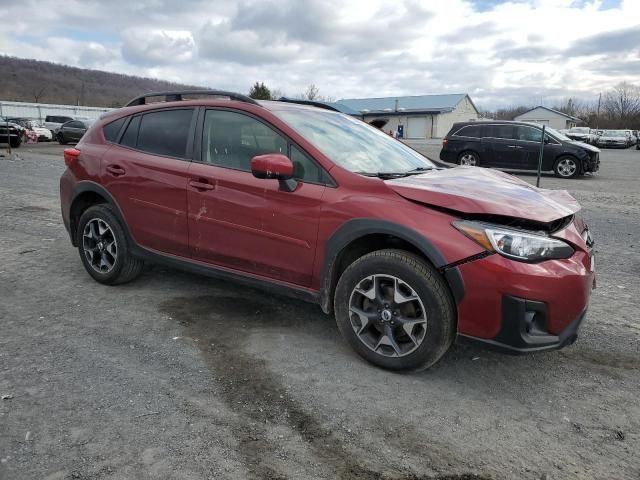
[0,119,24,148]
[597,130,629,148]
[6,117,52,142]
[566,127,595,144]
[57,119,92,144]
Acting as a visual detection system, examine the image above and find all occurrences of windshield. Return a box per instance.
[603,130,626,137]
[274,109,435,174]
[545,127,570,141]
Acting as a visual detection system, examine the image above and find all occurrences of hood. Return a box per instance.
[569,140,600,153]
[385,167,580,224]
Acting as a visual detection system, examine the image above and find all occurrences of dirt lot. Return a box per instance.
[1,142,639,480]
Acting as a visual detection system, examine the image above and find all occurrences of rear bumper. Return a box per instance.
[458,296,587,354]
[439,149,457,163]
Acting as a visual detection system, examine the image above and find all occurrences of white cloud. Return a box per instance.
[0,0,639,108]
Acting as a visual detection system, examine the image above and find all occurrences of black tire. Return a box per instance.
[9,137,21,148]
[553,155,581,178]
[458,151,479,166]
[76,204,143,285]
[58,133,67,145]
[334,249,455,371]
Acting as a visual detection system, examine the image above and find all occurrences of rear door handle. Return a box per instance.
[507,145,523,149]
[106,165,126,176]
[189,179,215,191]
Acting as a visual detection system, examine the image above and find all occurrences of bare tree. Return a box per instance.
[32,86,45,103]
[303,84,319,100]
[602,82,640,125]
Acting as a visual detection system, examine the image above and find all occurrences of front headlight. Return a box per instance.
[453,220,574,262]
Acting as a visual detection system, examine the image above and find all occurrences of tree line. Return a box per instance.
[481,82,640,130]
[248,82,334,102]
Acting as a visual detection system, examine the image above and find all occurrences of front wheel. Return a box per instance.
[76,204,144,285]
[334,249,455,371]
[57,133,67,145]
[554,156,580,178]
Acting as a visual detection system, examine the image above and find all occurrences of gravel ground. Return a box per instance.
[0,143,639,480]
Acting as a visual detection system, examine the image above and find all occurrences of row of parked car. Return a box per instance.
[0,115,93,147]
[561,127,639,148]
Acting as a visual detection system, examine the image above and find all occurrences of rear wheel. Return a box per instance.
[554,156,580,178]
[57,132,67,145]
[76,204,143,285]
[458,151,479,166]
[334,249,455,371]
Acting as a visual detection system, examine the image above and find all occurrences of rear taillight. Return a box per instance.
[442,138,448,146]
[63,148,81,167]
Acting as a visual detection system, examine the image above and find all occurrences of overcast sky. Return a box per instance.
[1,0,638,109]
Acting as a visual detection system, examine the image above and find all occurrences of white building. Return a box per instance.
[337,94,479,139]
[513,106,582,130]
[0,100,112,122]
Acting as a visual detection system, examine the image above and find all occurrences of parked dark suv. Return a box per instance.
[60,91,596,371]
[440,121,600,178]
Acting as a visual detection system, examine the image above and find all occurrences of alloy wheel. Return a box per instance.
[557,158,577,177]
[459,153,477,166]
[82,218,117,273]
[348,274,427,358]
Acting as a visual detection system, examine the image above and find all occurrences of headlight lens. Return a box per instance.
[453,220,574,262]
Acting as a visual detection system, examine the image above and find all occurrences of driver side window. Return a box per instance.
[202,110,328,184]
[203,110,287,171]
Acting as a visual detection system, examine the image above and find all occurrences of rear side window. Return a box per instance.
[103,117,126,143]
[136,109,194,158]
[66,121,83,128]
[120,116,140,148]
[454,125,482,138]
[488,125,516,140]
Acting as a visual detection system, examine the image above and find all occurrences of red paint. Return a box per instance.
[60,98,595,344]
[63,148,81,167]
[251,153,294,179]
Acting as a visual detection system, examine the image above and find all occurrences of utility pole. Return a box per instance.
[596,92,601,130]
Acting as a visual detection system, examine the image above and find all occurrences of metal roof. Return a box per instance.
[338,93,469,114]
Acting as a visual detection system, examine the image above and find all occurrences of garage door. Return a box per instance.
[407,117,428,139]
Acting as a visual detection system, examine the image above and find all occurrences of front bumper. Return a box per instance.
[453,223,595,353]
[458,296,587,354]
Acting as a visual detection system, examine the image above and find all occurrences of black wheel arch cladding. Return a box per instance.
[320,218,465,314]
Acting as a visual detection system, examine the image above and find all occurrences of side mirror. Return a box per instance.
[251,153,298,192]
[543,136,550,144]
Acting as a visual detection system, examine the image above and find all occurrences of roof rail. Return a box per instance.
[277,97,342,113]
[125,90,260,107]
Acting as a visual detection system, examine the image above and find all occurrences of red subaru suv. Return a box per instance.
[60,91,596,371]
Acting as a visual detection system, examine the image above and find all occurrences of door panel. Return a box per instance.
[187,108,325,286]
[102,146,191,257]
[187,162,268,273]
[259,181,325,285]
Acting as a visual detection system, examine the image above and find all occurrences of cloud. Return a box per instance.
[122,29,195,66]
[0,0,640,109]
[565,25,640,56]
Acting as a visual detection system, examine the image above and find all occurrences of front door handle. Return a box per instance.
[507,145,523,149]
[189,179,215,191]
[106,165,126,176]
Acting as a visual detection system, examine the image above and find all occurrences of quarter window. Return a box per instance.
[454,125,482,138]
[290,145,323,183]
[120,115,140,148]
[136,109,194,159]
[103,117,126,143]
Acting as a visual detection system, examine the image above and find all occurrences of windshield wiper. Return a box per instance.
[355,167,433,179]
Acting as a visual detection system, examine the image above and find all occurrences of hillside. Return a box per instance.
[0,56,207,107]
